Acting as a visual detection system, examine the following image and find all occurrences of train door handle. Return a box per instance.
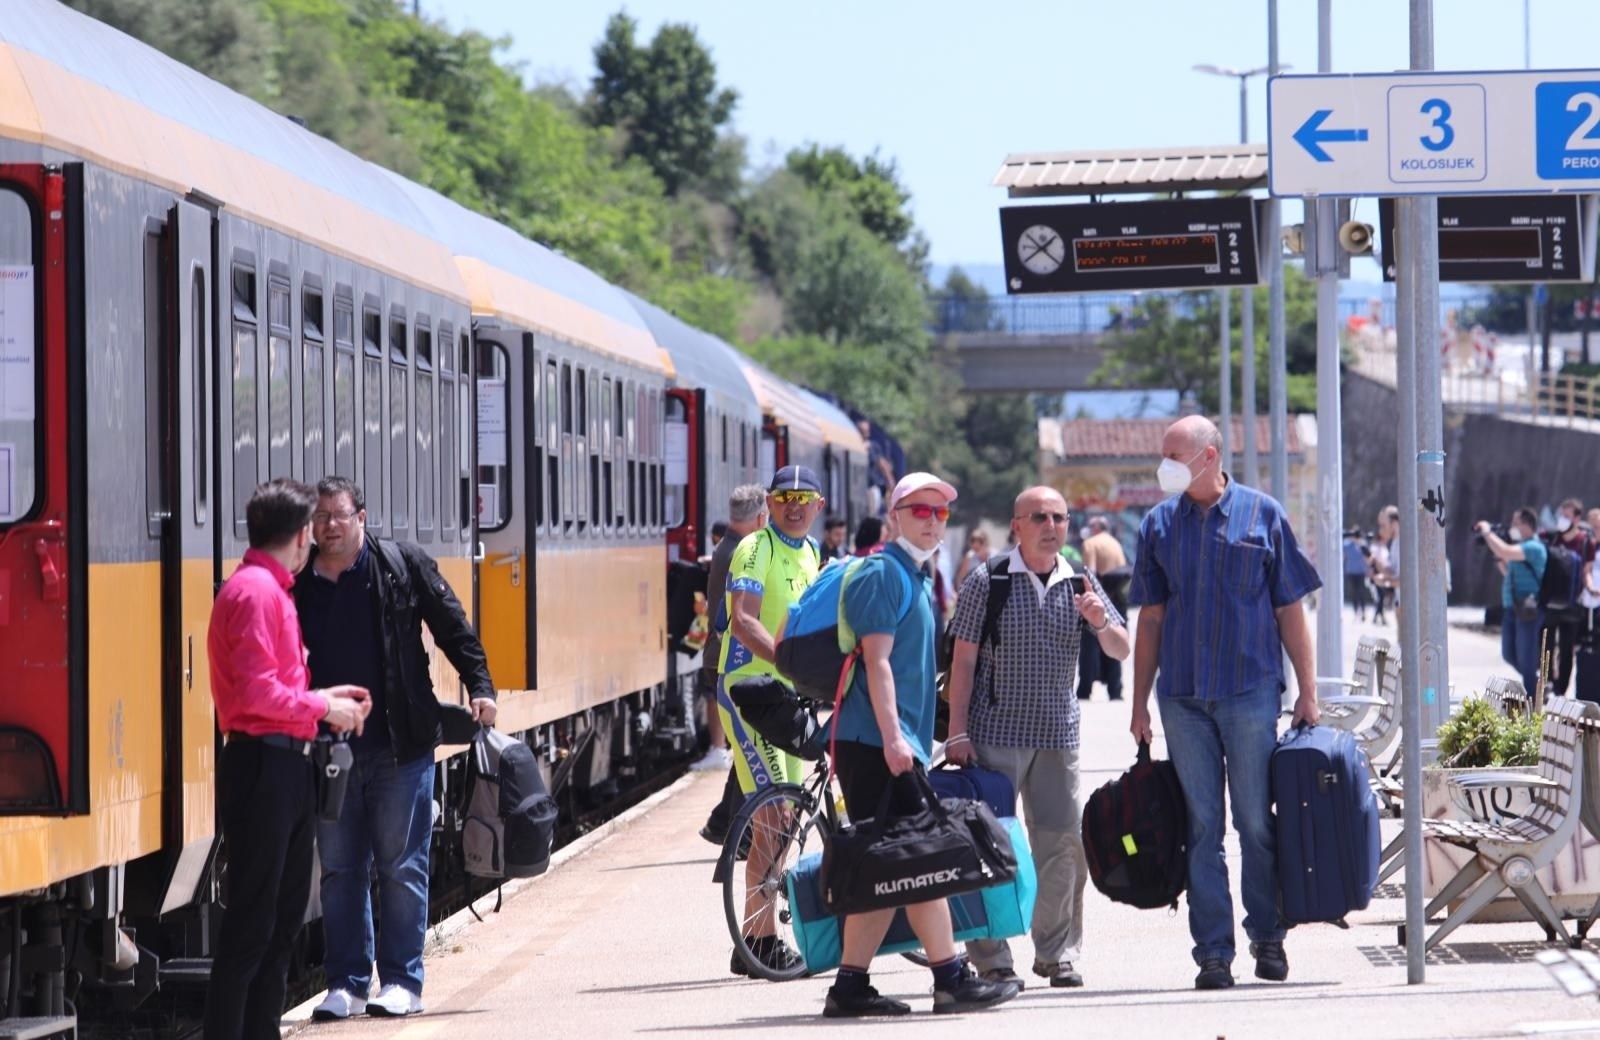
[185,634,194,690]
[490,546,522,587]
[33,527,65,602]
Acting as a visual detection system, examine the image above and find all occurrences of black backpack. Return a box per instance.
[937,556,1017,694]
[1538,537,1586,613]
[462,728,558,887]
[1081,742,1188,910]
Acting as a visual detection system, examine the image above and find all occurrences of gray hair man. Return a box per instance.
[945,485,1131,991]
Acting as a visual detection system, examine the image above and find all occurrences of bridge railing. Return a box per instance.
[928,293,1141,335]
[1348,342,1600,428]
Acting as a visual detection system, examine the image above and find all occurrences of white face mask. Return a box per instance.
[1559,515,1574,533]
[1156,448,1207,495]
[895,535,937,565]
[1509,526,1527,543]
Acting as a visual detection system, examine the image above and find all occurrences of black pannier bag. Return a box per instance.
[463,727,558,881]
[728,675,827,761]
[821,765,1017,916]
[1081,741,1188,910]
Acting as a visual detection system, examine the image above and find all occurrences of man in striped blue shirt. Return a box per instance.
[1128,416,1321,992]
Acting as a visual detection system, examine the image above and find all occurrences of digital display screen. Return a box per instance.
[1378,195,1583,283]
[1439,226,1542,262]
[1073,233,1220,272]
[1001,197,1262,294]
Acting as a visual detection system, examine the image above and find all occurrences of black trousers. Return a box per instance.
[1076,633,1123,701]
[1545,616,1580,697]
[203,740,317,1040]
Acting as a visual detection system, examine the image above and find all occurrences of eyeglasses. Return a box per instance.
[896,503,951,522]
[770,490,820,505]
[312,509,360,525]
[1017,511,1069,525]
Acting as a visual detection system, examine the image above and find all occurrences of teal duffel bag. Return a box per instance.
[785,815,1037,974]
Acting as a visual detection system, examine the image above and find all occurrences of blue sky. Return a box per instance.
[432,1,1593,270]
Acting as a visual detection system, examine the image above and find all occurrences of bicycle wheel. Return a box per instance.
[723,783,828,981]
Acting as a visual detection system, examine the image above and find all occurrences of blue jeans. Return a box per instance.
[1502,610,1544,697]
[318,750,433,997]
[1157,680,1284,966]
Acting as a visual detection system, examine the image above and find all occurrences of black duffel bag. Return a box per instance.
[820,764,1017,916]
[728,675,826,761]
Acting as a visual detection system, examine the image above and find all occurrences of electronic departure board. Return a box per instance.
[1000,197,1262,294]
[1378,194,1585,283]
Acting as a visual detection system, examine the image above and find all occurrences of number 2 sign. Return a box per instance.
[1537,81,1600,180]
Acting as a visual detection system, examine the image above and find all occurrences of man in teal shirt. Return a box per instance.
[1476,506,1548,695]
[823,472,1018,1019]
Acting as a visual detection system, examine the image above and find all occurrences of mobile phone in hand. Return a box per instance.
[1067,575,1087,595]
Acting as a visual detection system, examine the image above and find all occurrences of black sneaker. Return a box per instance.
[730,948,751,977]
[1251,940,1289,982]
[731,939,804,978]
[1195,958,1234,990]
[932,965,1020,1015]
[823,985,911,1018]
[1032,959,1082,988]
[699,823,727,847]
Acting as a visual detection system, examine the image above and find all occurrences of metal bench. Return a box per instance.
[1409,696,1596,951]
[1317,634,1391,734]
[1484,675,1535,718]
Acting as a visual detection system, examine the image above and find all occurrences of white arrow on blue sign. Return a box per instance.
[1268,69,1600,197]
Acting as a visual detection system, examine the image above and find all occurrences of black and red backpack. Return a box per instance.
[1081,741,1188,910]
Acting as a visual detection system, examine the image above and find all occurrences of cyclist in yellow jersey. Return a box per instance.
[717,465,825,979]
[719,466,825,794]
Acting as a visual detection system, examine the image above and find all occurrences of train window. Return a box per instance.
[588,371,601,533]
[303,335,323,482]
[266,278,292,479]
[574,366,588,532]
[361,307,383,528]
[613,378,625,530]
[721,413,728,463]
[332,294,355,481]
[303,284,324,343]
[663,395,687,531]
[624,380,637,530]
[142,230,165,539]
[650,390,662,531]
[415,324,434,539]
[459,330,471,539]
[740,422,748,468]
[192,271,208,524]
[438,322,455,536]
[230,262,258,538]
[476,341,510,531]
[389,312,409,531]
[545,360,560,532]
[601,376,614,530]
[560,361,574,532]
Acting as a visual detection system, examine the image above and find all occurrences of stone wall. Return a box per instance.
[1342,370,1600,606]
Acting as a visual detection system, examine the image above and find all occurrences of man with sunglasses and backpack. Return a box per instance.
[944,485,1129,992]
[718,466,826,976]
[824,472,1019,1018]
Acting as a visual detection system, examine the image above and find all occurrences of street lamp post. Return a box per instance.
[1193,62,1281,488]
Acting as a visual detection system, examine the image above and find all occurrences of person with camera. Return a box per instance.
[1477,507,1549,697]
[823,472,1019,1018]
[299,477,496,1021]
[1543,499,1590,697]
[945,486,1128,992]
[204,479,371,1040]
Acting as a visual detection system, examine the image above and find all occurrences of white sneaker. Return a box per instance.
[311,989,367,1020]
[365,984,423,1017]
[690,747,731,771]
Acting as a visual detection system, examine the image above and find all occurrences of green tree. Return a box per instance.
[936,266,1001,333]
[785,145,928,272]
[587,12,738,196]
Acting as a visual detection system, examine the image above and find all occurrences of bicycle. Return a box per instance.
[713,710,840,981]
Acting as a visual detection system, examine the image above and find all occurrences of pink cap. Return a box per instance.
[889,471,958,511]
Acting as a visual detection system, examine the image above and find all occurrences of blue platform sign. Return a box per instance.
[1269,69,1600,197]
[1535,81,1600,180]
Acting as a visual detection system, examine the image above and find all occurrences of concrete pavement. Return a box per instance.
[286,611,1600,1039]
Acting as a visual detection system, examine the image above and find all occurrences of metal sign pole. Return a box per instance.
[1313,0,1344,689]
[1220,288,1233,472]
[1242,289,1259,486]
[1267,0,1290,503]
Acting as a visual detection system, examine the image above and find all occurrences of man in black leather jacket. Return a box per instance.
[295,477,495,1021]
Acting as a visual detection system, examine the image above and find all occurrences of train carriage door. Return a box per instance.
[0,164,84,815]
[759,419,786,487]
[474,330,528,688]
[134,197,218,911]
[663,388,698,561]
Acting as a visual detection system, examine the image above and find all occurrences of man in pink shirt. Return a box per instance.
[203,479,370,1040]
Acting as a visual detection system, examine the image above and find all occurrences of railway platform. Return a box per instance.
[282,614,1600,1040]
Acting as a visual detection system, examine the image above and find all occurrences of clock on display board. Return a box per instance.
[1017,224,1065,274]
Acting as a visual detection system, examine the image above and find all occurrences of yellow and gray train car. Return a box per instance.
[0,0,888,1025]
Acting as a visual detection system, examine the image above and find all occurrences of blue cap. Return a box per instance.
[769,465,823,494]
